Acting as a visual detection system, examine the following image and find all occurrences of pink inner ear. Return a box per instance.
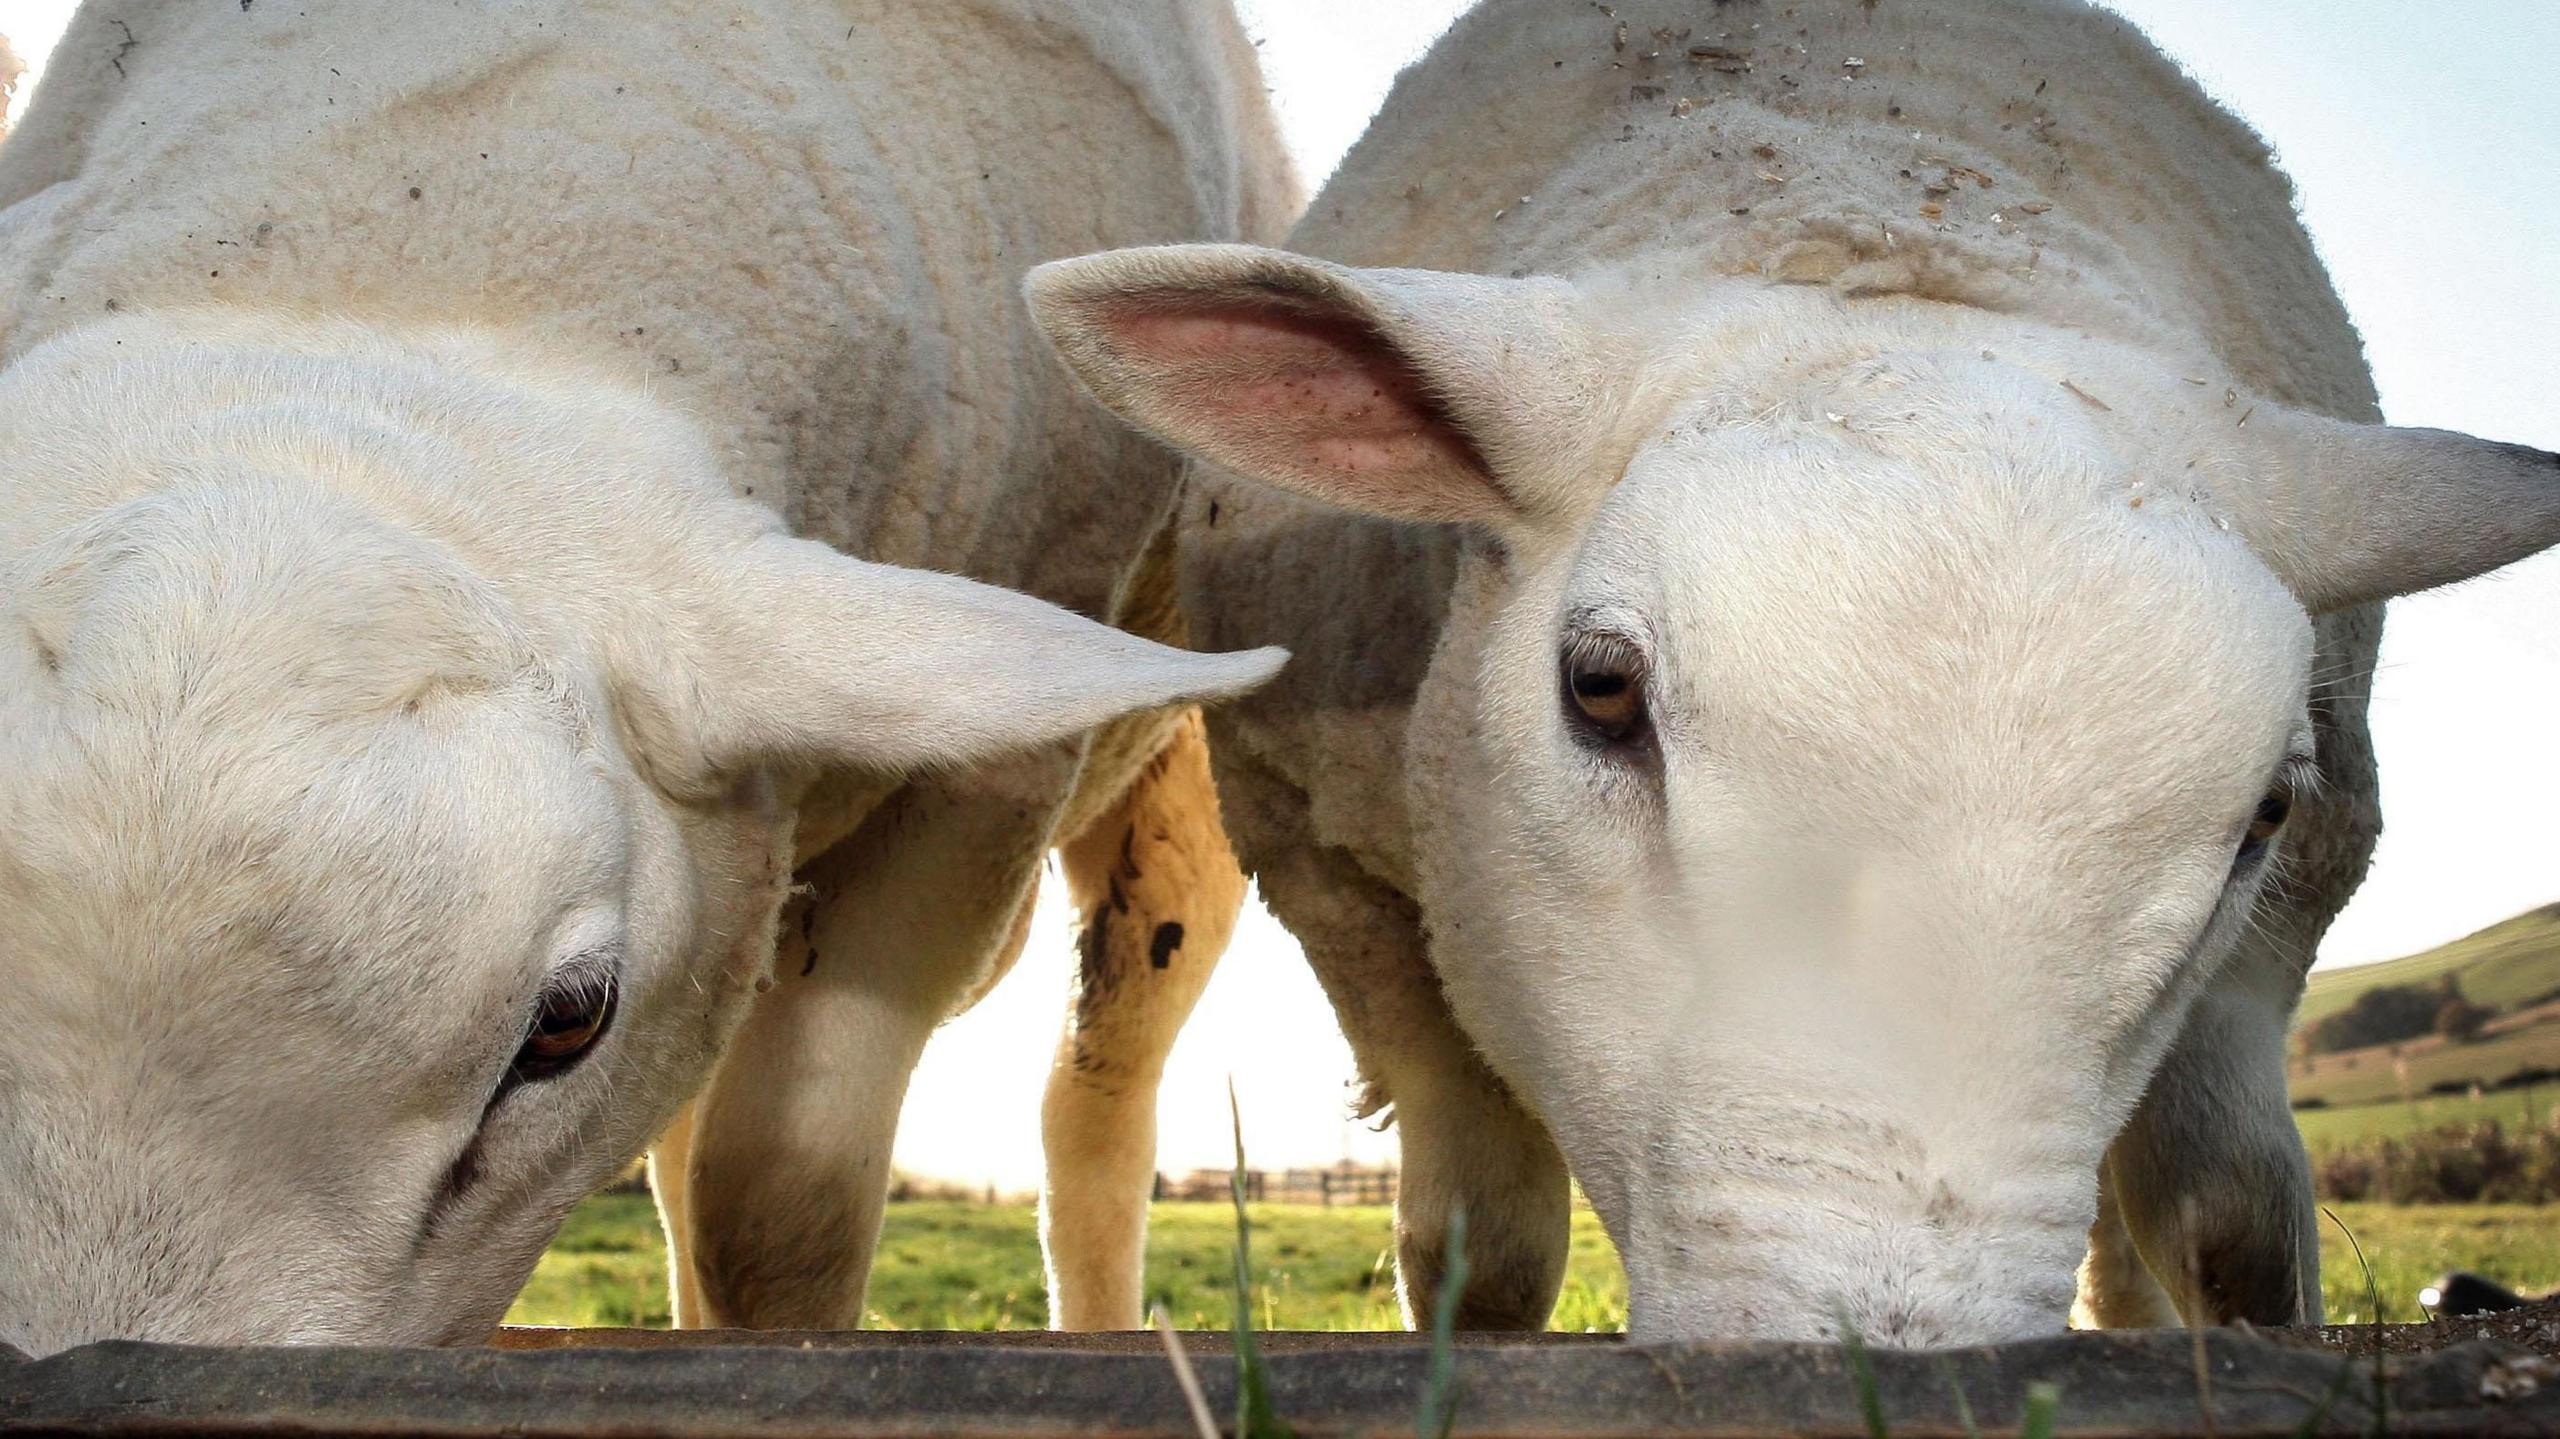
[1104,300,1502,524]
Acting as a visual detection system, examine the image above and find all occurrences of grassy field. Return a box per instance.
[2279,901,2560,1138]
[2288,1019,2560,1110]
[2307,1204,2560,1323]
[2296,1086,2560,1149]
[508,1194,2555,1331]
[2296,903,2560,1030]
[510,1195,1626,1331]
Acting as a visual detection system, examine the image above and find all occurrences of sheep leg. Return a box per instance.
[1218,751,1571,1331]
[670,775,1062,1329]
[2071,1163,2182,1329]
[1039,710,1245,1329]
[2094,951,2322,1327]
[646,1100,710,1327]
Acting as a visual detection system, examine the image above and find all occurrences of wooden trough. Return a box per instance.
[8,1307,2560,1438]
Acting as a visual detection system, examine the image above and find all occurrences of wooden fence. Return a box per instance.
[15,1315,2558,1436]
[1154,1165,1398,1206]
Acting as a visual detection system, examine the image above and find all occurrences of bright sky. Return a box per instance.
[5,2,2554,1189]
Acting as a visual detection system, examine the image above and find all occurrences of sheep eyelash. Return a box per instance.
[1558,609,1655,682]
[536,952,621,1010]
[1561,633,1649,683]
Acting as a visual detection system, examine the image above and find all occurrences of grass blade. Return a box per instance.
[1837,1319,1890,1439]
[1229,1081,1293,1439]
[2181,1197,2219,1439]
[2019,1381,2063,1439]
[1153,1304,1220,1439]
[2289,1354,2359,1439]
[1416,1207,1469,1439]
[2319,1205,2389,1438]
[1934,1357,1984,1439]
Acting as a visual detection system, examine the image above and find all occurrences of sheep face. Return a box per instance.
[1027,243,2560,1346]
[0,492,767,1353]
[0,315,1284,1354]
[1424,362,2316,1345]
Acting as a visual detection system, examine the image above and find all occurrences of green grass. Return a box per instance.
[2290,1020,2560,1110]
[506,1195,1623,1331]
[507,1194,2553,1333]
[2297,903,2560,1031]
[2284,902,2560,1127]
[2315,1202,2560,1323]
[2296,1086,2560,1149]
[507,1192,672,1328]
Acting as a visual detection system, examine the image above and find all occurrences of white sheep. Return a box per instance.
[1030,0,2560,1344]
[0,0,1290,1352]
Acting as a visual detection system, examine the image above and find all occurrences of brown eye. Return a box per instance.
[1563,641,1650,746]
[510,967,618,1084]
[2237,791,2290,865]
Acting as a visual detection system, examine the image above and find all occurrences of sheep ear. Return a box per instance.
[2224,408,2560,612]
[615,533,1285,798]
[1025,244,1614,530]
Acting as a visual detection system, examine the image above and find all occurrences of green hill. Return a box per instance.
[2299,902,2560,1032]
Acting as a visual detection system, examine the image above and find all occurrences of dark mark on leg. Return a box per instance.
[1149,921,1184,970]
[1080,903,1112,988]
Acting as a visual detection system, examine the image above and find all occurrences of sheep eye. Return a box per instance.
[2235,790,2291,867]
[1562,640,1650,747]
[510,967,618,1084]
